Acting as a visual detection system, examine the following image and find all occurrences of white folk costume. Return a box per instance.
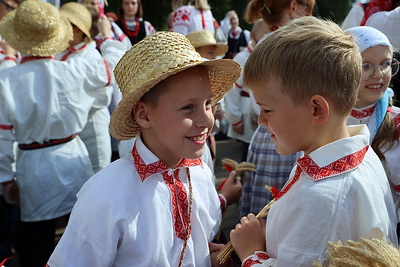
[172,5,216,36]
[56,39,125,173]
[0,52,116,221]
[224,43,258,144]
[348,101,400,220]
[241,125,398,266]
[366,7,400,50]
[47,136,222,266]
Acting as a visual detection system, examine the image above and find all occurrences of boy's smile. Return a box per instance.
[138,67,214,168]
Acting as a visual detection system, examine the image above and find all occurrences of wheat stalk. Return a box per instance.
[217,199,276,264]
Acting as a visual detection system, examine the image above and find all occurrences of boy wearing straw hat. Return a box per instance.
[57,1,125,173]
[225,17,398,266]
[0,0,122,265]
[47,31,242,266]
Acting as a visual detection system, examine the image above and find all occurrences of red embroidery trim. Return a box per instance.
[351,105,375,119]
[121,17,140,37]
[3,56,16,62]
[103,58,111,86]
[393,184,400,193]
[200,10,206,29]
[132,143,202,240]
[60,44,87,61]
[277,145,369,199]
[0,124,13,130]
[21,56,55,64]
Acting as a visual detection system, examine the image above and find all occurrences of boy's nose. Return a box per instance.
[195,109,214,128]
[257,114,267,127]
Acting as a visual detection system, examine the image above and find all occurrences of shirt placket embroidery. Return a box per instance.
[162,169,190,240]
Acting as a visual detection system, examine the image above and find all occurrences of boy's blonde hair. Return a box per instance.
[244,16,362,115]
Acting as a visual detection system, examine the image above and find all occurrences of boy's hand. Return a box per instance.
[219,171,242,206]
[230,213,266,261]
[209,242,233,267]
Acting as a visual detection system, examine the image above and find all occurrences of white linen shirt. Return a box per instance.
[0,52,114,221]
[242,125,398,266]
[172,5,215,36]
[224,44,258,143]
[47,135,222,267]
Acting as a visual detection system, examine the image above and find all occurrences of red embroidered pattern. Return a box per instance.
[173,7,191,26]
[0,124,13,130]
[21,56,55,64]
[393,113,400,136]
[351,106,375,119]
[277,145,369,199]
[60,44,87,61]
[132,144,202,240]
[242,252,269,267]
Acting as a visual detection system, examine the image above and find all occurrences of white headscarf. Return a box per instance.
[345,26,392,54]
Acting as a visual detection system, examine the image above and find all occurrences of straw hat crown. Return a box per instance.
[186,30,228,57]
[110,31,241,140]
[0,0,72,56]
[60,2,92,42]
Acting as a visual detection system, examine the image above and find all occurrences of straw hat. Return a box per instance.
[110,31,241,140]
[186,30,228,57]
[0,0,73,56]
[60,2,92,42]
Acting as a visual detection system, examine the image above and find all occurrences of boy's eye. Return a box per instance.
[182,104,194,111]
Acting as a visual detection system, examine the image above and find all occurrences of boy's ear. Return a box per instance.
[309,95,329,125]
[133,101,152,129]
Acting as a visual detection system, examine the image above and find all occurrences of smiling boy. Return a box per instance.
[47,31,242,266]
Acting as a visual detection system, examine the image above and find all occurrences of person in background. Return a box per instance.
[115,0,155,46]
[57,2,125,173]
[223,10,250,59]
[0,0,120,265]
[172,0,218,36]
[345,26,400,230]
[224,19,268,162]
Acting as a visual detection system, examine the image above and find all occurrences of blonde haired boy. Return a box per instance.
[229,16,398,266]
[47,31,242,266]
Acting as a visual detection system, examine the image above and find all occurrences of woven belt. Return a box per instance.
[18,134,76,150]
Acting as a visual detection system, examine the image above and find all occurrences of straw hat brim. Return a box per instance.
[110,59,240,140]
[0,9,73,56]
[214,44,228,57]
[60,10,92,42]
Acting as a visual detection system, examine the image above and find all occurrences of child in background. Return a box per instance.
[186,29,228,170]
[345,26,400,222]
[47,31,242,266]
[228,16,398,266]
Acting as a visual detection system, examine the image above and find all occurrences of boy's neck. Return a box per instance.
[304,116,350,155]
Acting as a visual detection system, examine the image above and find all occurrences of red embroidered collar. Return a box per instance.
[274,145,369,200]
[351,105,375,119]
[132,143,202,181]
[121,17,140,37]
[60,44,87,61]
[21,56,55,64]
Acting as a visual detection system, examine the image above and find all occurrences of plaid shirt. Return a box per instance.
[240,126,301,217]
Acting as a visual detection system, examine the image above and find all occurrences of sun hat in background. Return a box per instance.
[186,30,228,58]
[109,31,241,140]
[60,2,93,43]
[0,0,73,56]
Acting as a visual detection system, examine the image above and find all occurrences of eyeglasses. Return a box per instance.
[0,0,16,11]
[361,58,400,81]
